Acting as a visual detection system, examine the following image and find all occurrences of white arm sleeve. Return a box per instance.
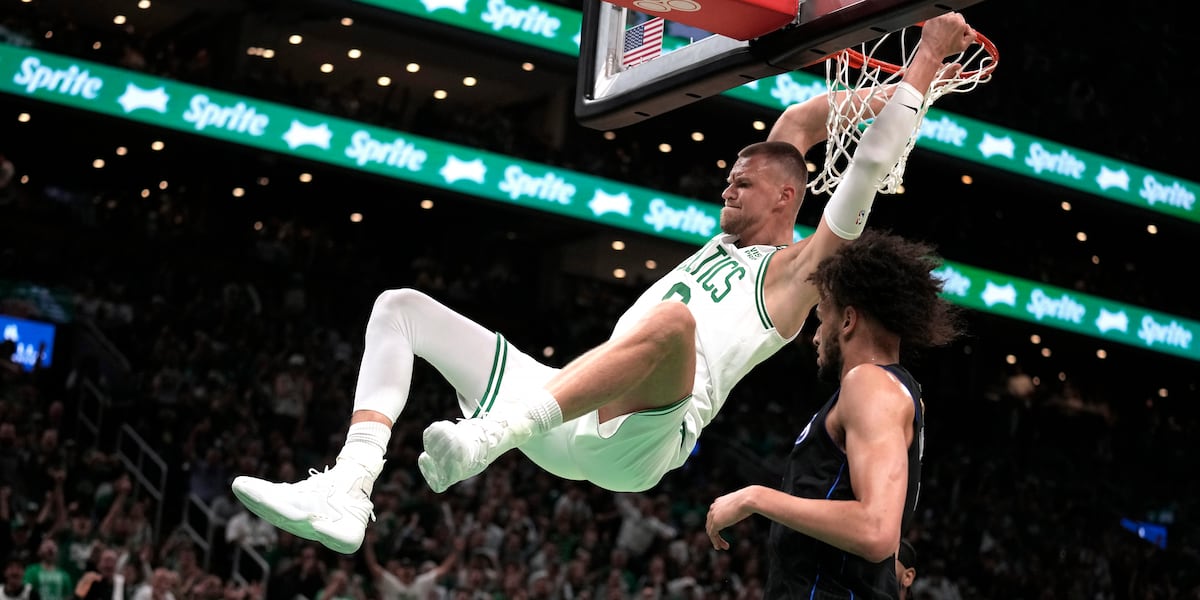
[822,82,924,240]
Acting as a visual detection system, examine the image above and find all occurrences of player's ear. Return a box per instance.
[841,306,857,332]
[778,182,797,208]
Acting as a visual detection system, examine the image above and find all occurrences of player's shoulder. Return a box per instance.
[842,364,915,410]
[843,364,911,396]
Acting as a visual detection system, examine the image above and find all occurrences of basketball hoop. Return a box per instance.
[808,23,999,196]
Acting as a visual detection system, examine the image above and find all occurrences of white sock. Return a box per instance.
[338,421,391,468]
[522,388,564,434]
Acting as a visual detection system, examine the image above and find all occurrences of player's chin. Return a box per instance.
[719,209,738,232]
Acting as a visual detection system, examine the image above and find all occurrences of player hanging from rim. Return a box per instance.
[230,12,979,554]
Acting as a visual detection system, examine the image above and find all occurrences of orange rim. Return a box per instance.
[833,29,999,80]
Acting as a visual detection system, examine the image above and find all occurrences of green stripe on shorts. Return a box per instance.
[638,394,692,416]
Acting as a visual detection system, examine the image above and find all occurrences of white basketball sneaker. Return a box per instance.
[231,459,381,554]
[418,415,534,493]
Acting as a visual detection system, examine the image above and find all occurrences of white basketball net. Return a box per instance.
[808,25,998,196]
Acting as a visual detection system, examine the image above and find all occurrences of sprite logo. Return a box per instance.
[1025,289,1085,324]
[498,165,575,204]
[344,131,428,170]
[1139,175,1195,211]
[481,0,561,38]
[1137,316,1193,350]
[182,94,269,135]
[643,198,716,236]
[769,74,825,108]
[918,115,968,147]
[1024,143,1085,179]
[12,56,103,99]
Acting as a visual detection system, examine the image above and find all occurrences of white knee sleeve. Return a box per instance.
[353,289,501,420]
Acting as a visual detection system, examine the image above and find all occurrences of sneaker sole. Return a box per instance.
[417,451,450,493]
[420,420,468,493]
[230,477,360,554]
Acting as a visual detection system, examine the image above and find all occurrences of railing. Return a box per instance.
[230,544,271,596]
[75,378,107,448]
[178,493,270,593]
[77,319,132,375]
[116,424,169,544]
[178,493,223,571]
[71,318,132,449]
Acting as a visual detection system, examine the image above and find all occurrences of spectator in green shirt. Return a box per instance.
[23,540,71,600]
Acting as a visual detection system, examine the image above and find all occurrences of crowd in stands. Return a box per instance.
[3,3,1200,599]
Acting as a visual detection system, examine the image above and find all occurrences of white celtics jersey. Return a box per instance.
[611,233,798,431]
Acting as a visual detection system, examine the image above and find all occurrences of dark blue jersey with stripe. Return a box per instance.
[764,363,924,600]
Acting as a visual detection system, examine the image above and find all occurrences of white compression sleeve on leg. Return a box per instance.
[353,289,501,420]
[822,82,924,240]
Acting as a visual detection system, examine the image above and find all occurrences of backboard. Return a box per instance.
[575,0,987,130]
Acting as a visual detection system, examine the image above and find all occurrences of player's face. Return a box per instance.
[813,301,844,383]
[719,155,785,235]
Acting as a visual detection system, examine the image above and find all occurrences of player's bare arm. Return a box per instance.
[705,364,913,561]
[760,12,976,338]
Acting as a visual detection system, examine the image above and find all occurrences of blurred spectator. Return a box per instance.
[59,514,99,582]
[313,569,361,600]
[364,531,460,600]
[224,506,276,551]
[72,548,119,600]
[187,575,223,600]
[269,355,311,439]
[3,559,40,600]
[632,554,668,598]
[22,540,70,600]
[910,559,960,600]
[266,544,323,600]
[130,569,174,600]
[552,485,593,527]
[158,542,201,599]
[613,495,677,560]
[4,519,37,567]
[98,477,152,554]
[186,444,227,507]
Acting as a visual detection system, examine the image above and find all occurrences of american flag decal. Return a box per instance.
[622,17,665,68]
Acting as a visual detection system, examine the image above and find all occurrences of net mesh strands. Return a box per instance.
[809,24,999,196]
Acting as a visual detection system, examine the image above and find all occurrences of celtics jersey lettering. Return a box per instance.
[612,234,798,430]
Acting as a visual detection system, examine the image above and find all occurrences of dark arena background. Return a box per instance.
[0,0,1195,598]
